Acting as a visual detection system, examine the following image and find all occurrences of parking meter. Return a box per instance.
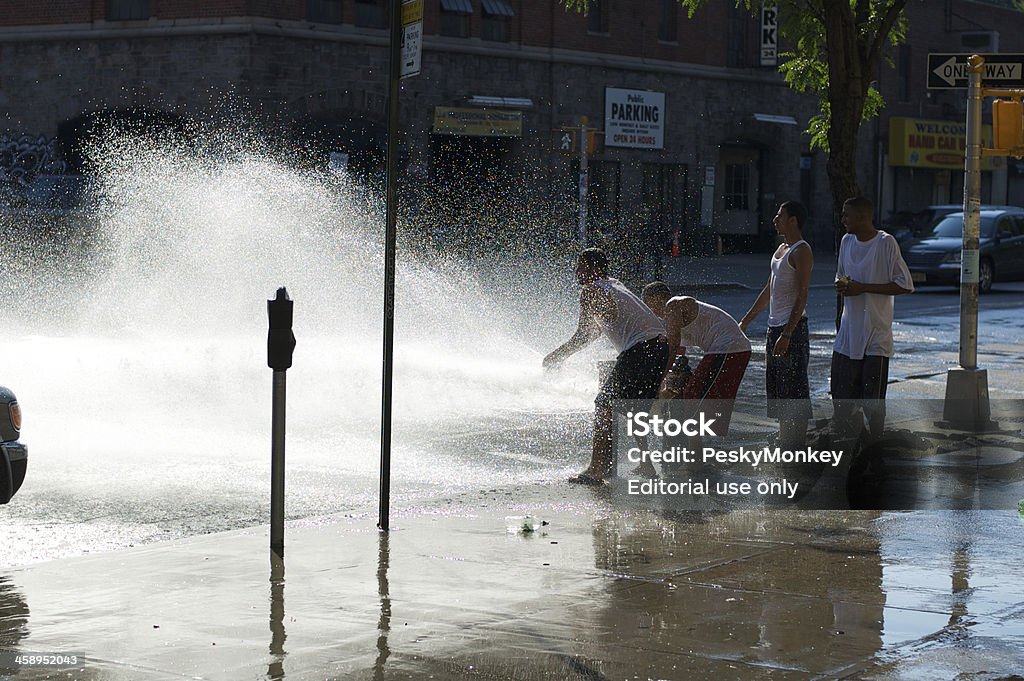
[267,287,296,370]
[267,287,294,555]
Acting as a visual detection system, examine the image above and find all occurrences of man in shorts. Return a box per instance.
[739,200,814,449]
[832,196,914,439]
[543,248,669,484]
[642,283,751,410]
[641,283,752,477]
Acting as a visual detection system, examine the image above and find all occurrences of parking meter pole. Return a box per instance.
[267,287,295,556]
[379,0,403,533]
[960,55,983,372]
[271,370,286,555]
[942,55,995,431]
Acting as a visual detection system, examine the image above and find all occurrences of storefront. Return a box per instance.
[425,106,523,239]
[884,116,1007,216]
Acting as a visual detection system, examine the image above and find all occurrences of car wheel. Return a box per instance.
[979,258,994,294]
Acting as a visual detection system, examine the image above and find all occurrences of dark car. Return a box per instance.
[0,386,27,504]
[902,207,1024,293]
[885,204,1024,242]
[884,204,964,240]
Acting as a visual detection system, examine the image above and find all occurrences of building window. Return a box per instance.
[440,0,472,38]
[723,163,750,210]
[308,0,343,24]
[481,0,514,42]
[355,0,387,29]
[727,4,751,67]
[586,0,608,34]
[658,0,677,42]
[107,0,149,21]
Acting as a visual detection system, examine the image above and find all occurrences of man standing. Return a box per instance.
[832,196,914,439]
[544,248,669,484]
[739,201,814,449]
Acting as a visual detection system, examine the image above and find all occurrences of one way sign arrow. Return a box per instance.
[928,53,1024,89]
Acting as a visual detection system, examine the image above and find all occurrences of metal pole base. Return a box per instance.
[937,367,1000,431]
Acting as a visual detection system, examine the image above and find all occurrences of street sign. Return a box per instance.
[928,53,1024,89]
[400,0,423,79]
[760,5,778,67]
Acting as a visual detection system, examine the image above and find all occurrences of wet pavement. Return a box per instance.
[1,491,1022,680]
[2,255,1024,680]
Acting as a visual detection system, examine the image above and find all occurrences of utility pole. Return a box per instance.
[942,54,1000,430]
[379,0,423,532]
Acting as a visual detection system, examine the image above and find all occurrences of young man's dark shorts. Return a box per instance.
[830,351,890,429]
[765,317,813,421]
[829,352,890,400]
[595,337,670,408]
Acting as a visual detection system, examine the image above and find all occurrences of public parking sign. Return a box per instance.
[928,53,1024,89]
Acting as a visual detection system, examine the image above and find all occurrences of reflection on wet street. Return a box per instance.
[268,551,286,681]
[1,493,1021,679]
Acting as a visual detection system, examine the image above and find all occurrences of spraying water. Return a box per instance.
[0,133,607,565]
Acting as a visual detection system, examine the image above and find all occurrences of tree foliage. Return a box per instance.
[763,1,903,152]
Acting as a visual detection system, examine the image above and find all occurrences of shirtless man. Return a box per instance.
[543,248,668,484]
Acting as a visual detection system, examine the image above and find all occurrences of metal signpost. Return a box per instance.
[379,0,422,533]
[940,55,988,429]
[552,122,597,246]
[931,53,1024,429]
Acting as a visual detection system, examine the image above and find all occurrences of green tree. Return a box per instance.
[569,0,908,239]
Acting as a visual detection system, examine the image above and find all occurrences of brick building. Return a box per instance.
[2,1,1024,257]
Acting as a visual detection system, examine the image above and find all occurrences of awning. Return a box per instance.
[467,95,534,109]
[440,0,473,14]
[433,107,522,137]
[481,0,515,17]
[753,113,798,125]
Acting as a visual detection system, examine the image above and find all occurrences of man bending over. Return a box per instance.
[543,248,669,485]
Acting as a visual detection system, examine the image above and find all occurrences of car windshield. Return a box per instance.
[928,215,996,239]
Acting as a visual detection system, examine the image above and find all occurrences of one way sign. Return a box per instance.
[928,53,1024,89]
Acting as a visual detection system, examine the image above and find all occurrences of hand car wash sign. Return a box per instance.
[605,88,665,150]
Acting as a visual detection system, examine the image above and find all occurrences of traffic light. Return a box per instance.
[992,99,1024,155]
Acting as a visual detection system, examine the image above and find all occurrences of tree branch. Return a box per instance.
[854,0,870,25]
[866,1,908,71]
